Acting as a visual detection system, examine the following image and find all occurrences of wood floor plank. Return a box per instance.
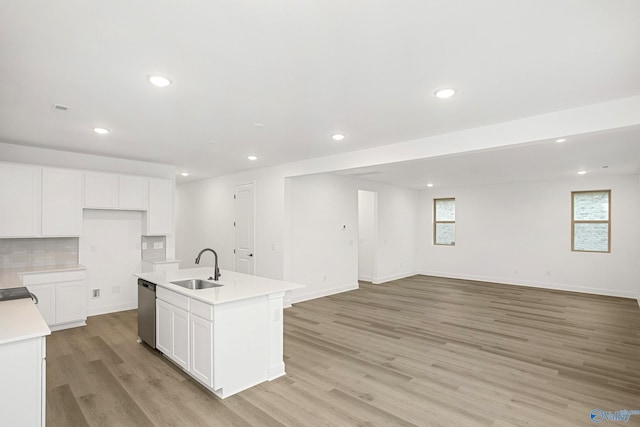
[46,275,640,426]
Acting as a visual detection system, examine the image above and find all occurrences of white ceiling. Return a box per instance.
[1,1,640,184]
[334,126,640,189]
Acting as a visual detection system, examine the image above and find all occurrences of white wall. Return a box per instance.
[80,210,143,315]
[285,174,418,302]
[358,190,376,281]
[418,174,640,298]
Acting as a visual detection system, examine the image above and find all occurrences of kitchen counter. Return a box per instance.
[136,267,304,398]
[0,264,86,289]
[136,267,304,305]
[0,298,50,345]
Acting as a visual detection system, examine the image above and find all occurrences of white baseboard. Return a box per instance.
[88,301,137,317]
[290,282,359,304]
[420,270,638,299]
[358,274,373,282]
[637,295,640,308]
[373,271,419,285]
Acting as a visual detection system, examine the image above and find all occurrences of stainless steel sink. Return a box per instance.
[170,279,222,290]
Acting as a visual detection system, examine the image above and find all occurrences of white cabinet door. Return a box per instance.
[171,306,190,371]
[148,178,173,235]
[0,163,40,237]
[42,168,82,236]
[119,175,148,210]
[0,337,45,427]
[190,314,213,387]
[84,172,118,208]
[55,280,86,324]
[27,284,55,326]
[156,299,172,356]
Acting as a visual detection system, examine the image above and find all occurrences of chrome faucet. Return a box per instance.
[195,248,221,281]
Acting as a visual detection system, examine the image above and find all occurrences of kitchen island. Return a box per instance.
[136,267,304,398]
[0,297,50,426]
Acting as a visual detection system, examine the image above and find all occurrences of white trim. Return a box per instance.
[290,282,359,304]
[88,301,137,317]
[358,274,373,282]
[421,271,638,299]
[636,295,640,309]
[373,271,419,285]
[50,320,86,332]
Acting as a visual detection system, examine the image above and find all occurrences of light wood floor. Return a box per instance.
[46,276,640,426]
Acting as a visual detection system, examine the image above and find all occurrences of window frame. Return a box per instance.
[433,197,455,246]
[571,190,611,253]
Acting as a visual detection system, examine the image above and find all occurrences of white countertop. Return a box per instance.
[136,267,304,305]
[0,298,51,345]
[0,264,86,289]
[142,259,181,265]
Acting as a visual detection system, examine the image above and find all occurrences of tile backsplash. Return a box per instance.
[0,238,79,270]
[141,235,166,261]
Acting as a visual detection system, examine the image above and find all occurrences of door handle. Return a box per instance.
[248,253,253,257]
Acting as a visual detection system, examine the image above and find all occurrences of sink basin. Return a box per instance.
[170,279,222,290]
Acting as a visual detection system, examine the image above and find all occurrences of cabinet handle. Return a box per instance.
[30,292,39,305]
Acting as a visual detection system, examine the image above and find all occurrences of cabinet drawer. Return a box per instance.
[157,287,189,310]
[191,298,213,321]
[21,270,86,286]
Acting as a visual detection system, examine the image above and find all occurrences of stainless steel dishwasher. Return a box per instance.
[137,279,156,348]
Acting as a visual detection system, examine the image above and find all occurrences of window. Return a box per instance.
[434,198,455,245]
[571,190,610,253]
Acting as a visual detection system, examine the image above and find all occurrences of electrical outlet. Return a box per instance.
[92,289,100,298]
[142,242,147,250]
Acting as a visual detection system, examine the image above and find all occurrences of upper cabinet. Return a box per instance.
[84,172,119,208]
[147,178,174,235]
[0,162,174,239]
[84,172,149,210]
[42,168,83,236]
[119,175,149,210]
[0,163,41,237]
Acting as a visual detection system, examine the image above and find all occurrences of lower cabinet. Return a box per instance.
[23,270,87,331]
[190,314,213,387]
[0,336,46,426]
[156,289,190,371]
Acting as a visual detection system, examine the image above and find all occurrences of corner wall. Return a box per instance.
[418,174,640,298]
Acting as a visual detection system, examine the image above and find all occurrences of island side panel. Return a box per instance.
[267,291,286,379]
[213,296,269,398]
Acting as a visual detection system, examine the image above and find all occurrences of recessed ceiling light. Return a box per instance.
[93,127,110,134]
[148,75,172,87]
[253,123,265,128]
[332,134,345,141]
[577,170,587,175]
[180,172,189,177]
[426,183,434,188]
[434,88,456,99]
[248,155,258,161]
[555,138,567,143]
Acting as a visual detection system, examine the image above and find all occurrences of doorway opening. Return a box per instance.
[357,190,378,282]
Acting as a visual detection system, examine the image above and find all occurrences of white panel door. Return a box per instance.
[190,314,213,387]
[148,178,173,235]
[234,183,254,274]
[42,168,82,236]
[119,175,148,210]
[156,299,172,355]
[84,172,118,208]
[0,163,40,237]
[171,306,190,371]
[27,284,55,326]
[55,280,85,324]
